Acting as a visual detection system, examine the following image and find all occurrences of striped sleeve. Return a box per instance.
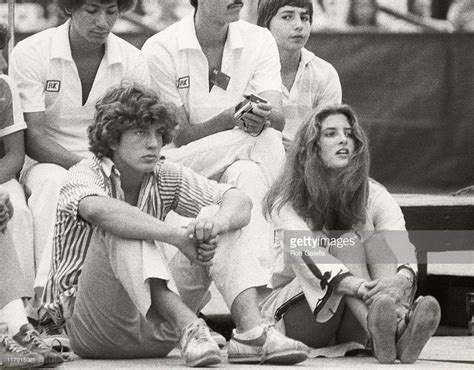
[58,158,110,226]
[156,161,232,218]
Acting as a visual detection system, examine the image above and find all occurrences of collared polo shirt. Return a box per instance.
[43,154,232,324]
[142,15,282,125]
[9,20,149,157]
[282,48,342,145]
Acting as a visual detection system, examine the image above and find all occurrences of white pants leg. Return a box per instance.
[1,179,35,295]
[162,127,285,185]
[66,231,180,359]
[20,163,68,290]
[220,160,274,276]
[169,206,269,310]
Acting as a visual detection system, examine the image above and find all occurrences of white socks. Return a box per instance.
[233,324,265,341]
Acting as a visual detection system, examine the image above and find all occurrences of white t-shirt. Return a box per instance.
[142,15,282,125]
[9,20,149,157]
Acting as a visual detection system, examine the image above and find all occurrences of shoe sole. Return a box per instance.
[397,296,441,364]
[186,352,222,367]
[228,350,308,365]
[367,296,397,364]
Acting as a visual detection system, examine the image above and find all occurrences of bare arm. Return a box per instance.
[187,188,252,242]
[174,90,285,146]
[173,106,237,147]
[24,112,82,169]
[0,131,25,184]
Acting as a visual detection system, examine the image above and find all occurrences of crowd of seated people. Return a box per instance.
[0,0,449,367]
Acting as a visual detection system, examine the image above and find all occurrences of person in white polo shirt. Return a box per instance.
[0,25,35,298]
[8,0,149,345]
[142,0,309,364]
[257,0,342,149]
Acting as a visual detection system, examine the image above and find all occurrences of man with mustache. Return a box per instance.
[142,0,308,364]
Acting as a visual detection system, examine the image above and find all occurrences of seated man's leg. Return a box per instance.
[67,231,220,365]
[1,179,34,294]
[220,160,274,275]
[0,231,30,324]
[163,128,284,184]
[0,231,63,366]
[21,163,67,290]
[199,210,308,364]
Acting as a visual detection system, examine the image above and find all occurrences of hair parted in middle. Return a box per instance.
[264,104,370,231]
[257,0,313,28]
[88,81,177,159]
[57,0,136,16]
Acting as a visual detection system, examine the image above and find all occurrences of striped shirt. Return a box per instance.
[282,48,342,148]
[43,154,231,323]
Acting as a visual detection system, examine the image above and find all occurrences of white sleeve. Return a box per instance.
[125,51,151,88]
[248,29,282,94]
[370,186,418,274]
[142,38,183,108]
[317,64,342,108]
[8,42,46,113]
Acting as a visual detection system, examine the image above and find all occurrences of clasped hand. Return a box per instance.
[179,216,229,266]
[360,275,410,306]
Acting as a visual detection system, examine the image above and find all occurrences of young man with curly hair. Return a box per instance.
[8,0,149,343]
[42,82,306,366]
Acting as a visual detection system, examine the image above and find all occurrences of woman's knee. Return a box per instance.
[364,233,397,265]
[330,232,367,264]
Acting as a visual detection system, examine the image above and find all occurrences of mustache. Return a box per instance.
[228,0,243,6]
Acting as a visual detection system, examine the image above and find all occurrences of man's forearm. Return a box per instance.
[79,196,185,246]
[174,109,235,147]
[268,109,285,132]
[214,189,252,233]
[25,130,81,169]
[0,154,24,185]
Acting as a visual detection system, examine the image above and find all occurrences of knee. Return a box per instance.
[330,233,367,264]
[222,160,266,189]
[364,233,397,264]
[24,164,68,198]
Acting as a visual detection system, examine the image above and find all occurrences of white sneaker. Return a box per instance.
[179,319,221,367]
[227,324,309,364]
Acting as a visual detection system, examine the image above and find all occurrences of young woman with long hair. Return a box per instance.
[261,104,441,364]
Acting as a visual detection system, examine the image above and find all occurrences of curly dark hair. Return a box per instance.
[257,0,313,28]
[57,0,136,16]
[265,104,370,230]
[88,82,178,159]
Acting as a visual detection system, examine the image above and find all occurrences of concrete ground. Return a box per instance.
[56,336,473,369]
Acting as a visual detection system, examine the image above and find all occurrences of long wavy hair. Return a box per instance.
[264,104,370,230]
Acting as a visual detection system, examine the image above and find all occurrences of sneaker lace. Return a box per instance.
[24,329,49,350]
[43,320,62,337]
[180,320,212,351]
[1,335,29,354]
[195,323,213,344]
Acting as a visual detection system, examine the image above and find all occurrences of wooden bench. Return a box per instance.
[395,193,474,282]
